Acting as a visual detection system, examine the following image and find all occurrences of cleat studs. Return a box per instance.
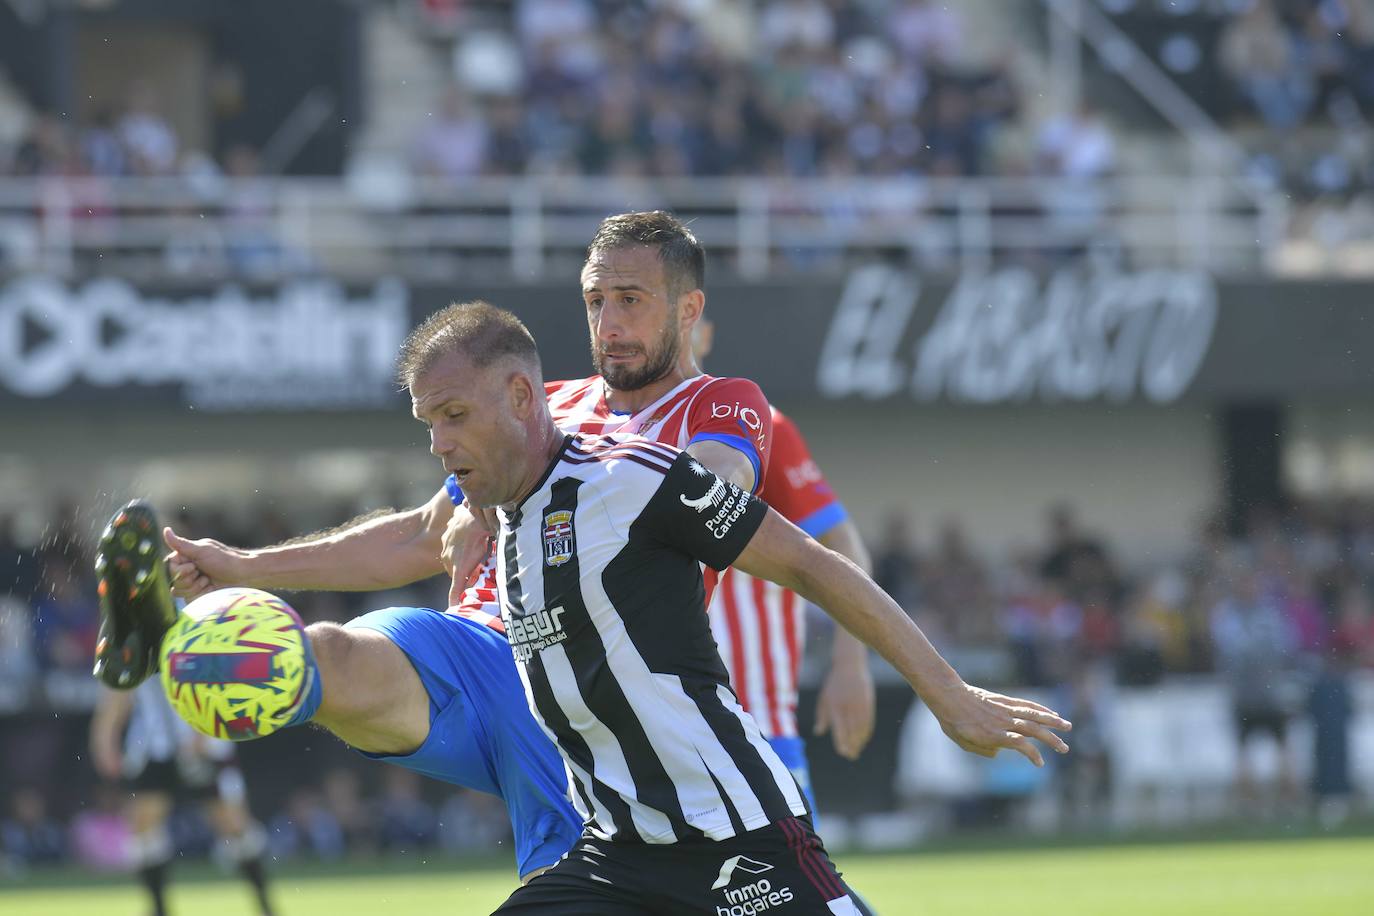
[97,580,107,597]
[138,539,152,555]
[94,555,106,572]
[96,638,108,655]
[135,569,149,584]
[127,587,138,600]
[115,513,127,527]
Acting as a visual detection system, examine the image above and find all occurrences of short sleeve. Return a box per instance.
[684,377,774,493]
[760,412,848,538]
[635,451,769,571]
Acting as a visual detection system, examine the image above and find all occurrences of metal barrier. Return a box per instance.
[0,174,1278,282]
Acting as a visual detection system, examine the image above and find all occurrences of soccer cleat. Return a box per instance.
[92,500,178,689]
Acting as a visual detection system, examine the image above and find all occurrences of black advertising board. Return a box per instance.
[2,267,1369,411]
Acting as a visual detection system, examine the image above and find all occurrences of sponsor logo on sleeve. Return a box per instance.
[711,401,767,453]
[680,461,751,540]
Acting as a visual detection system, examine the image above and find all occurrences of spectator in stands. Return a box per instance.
[1210,562,1300,803]
[270,789,345,861]
[11,114,74,177]
[377,769,438,854]
[1035,102,1117,180]
[1333,583,1374,667]
[439,789,512,856]
[1038,503,1120,606]
[118,83,179,176]
[757,0,834,55]
[924,519,999,645]
[0,512,40,599]
[1220,0,1313,129]
[0,596,37,710]
[1308,642,1354,827]
[873,510,922,616]
[886,0,963,69]
[30,554,98,673]
[412,86,490,180]
[0,787,66,871]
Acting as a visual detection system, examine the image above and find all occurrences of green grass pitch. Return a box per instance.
[3,837,1372,915]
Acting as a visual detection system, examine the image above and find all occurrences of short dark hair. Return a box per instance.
[586,210,705,298]
[397,300,541,387]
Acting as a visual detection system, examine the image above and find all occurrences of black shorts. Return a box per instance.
[493,816,866,916]
[1235,708,1287,743]
[127,758,241,803]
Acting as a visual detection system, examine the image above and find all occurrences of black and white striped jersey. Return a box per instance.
[124,678,234,775]
[495,432,810,844]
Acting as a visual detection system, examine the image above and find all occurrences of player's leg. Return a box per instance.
[492,835,660,915]
[342,607,584,880]
[768,737,878,914]
[203,789,275,916]
[655,815,864,916]
[125,785,175,916]
[769,735,818,814]
[191,759,275,916]
[93,501,431,755]
[302,621,431,755]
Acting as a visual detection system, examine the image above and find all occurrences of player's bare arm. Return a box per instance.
[164,487,455,599]
[90,687,135,781]
[813,518,877,761]
[734,509,1072,767]
[686,439,758,492]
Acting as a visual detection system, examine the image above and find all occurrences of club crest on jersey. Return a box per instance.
[542,510,575,567]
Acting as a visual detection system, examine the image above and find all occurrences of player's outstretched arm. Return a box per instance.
[733,509,1072,767]
[164,487,457,599]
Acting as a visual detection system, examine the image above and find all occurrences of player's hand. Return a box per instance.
[923,681,1072,767]
[91,734,123,782]
[814,658,876,761]
[163,527,251,600]
[442,504,495,608]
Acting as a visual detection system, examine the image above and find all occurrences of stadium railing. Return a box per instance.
[0,174,1280,282]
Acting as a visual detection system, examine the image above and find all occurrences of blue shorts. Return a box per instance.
[768,734,817,815]
[345,607,582,878]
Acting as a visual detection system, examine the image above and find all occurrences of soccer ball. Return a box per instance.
[160,587,312,742]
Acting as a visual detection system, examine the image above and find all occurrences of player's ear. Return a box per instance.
[508,368,536,417]
[677,288,705,331]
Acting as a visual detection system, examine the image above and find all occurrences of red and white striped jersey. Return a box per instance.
[707,409,849,739]
[453,374,773,631]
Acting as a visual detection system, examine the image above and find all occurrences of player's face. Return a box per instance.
[411,352,531,508]
[581,245,684,391]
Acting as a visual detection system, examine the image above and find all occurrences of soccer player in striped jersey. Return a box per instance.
[395,301,1071,914]
[89,679,275,916]
[153,211,785,882]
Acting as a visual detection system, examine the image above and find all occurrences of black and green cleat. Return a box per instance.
[92,500,178,690]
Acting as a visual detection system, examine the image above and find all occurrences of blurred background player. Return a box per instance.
[694,317,876,809]
[89,678,275,916]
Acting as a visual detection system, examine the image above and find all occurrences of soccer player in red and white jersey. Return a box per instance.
[694,319,876,811]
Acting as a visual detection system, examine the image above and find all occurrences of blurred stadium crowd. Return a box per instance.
[1,0,1371,188]
[3,489,1370,871]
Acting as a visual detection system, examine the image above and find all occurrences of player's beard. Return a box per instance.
[592,306,681,392]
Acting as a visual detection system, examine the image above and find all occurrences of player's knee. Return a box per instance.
[305,621,360,718]
[307,622,426,750]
